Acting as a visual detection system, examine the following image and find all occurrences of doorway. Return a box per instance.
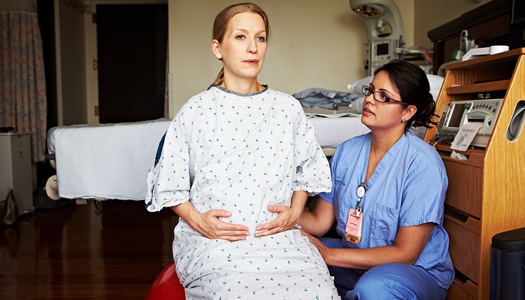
[96,4,167,123]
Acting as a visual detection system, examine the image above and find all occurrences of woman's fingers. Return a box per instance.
[200,209,249,239]
[255,205,293,233]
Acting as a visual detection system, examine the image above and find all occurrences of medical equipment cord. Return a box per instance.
[428,134,455,147]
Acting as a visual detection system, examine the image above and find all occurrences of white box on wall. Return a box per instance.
[0,132,35,216]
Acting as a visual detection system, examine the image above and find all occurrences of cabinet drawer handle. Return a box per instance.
[444,207,480,235]
[452,277,478,299]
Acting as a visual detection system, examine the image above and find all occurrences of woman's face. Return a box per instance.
[213,12,267,84]
[361,71,407,132]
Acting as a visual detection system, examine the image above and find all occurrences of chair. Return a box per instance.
[145,262,186,299]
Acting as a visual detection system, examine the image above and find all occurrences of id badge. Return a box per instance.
[345,209,362,244]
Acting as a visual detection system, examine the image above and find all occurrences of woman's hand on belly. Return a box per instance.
[172,202,250,241]
[254,191,308,237]
[254,205,297,237]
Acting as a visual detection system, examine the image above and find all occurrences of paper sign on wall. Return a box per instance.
[450,122,484,152]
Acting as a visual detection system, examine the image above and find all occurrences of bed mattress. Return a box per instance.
[309,116,369,149]
[48,119,172,200]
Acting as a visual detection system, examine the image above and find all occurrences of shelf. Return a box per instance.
[436,144,484,168]
[446,80,510,95]
[446,48,525,71]
[433,47,525,300]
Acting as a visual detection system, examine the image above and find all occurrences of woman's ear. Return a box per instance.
[404,105,417,122]
[212,39,222,60]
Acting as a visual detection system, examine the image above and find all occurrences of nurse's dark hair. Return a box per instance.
[374,60,439,131]
[211,3,270,86]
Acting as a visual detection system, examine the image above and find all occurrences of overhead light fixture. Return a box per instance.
[356,5,382,17]
[350,0,404,75]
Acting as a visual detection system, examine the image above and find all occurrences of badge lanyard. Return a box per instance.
[355,184,366,217]
[345,183,366,244]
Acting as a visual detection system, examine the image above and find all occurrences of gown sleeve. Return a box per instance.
[292,110,332,196]
[145,102,194,212]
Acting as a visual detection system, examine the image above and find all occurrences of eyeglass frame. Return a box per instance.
[362,84,411,106]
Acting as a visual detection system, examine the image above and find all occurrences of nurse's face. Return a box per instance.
[212,12,267,84]
[361,71,407,132]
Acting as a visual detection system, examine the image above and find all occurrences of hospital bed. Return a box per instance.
[44,75,442,205]
[44,115,369,205]
[45,119,173,204]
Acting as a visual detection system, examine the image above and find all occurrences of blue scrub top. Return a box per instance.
[320,132,454,289]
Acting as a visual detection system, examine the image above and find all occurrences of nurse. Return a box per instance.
[299,60,454,299]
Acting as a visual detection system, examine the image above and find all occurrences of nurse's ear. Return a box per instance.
[212,39,223,61]
[402,105,417,123]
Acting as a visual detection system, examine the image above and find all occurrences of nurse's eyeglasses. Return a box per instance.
[362,84,410,106]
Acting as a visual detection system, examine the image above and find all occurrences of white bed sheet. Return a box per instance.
[309,116,370,149]
[49,119,172,200]
[47,115,369,201]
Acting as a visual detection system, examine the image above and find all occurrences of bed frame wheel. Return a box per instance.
[94,201,102,215]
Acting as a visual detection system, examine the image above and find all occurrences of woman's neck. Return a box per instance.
[369,127,405,157]
[220,78,262,94]
[364,127,404,185]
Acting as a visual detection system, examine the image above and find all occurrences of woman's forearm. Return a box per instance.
[171,201,200,228]
[299,197,335,237]
[290,190,308,220]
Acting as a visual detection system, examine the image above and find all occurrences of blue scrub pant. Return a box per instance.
[320,237,449,300]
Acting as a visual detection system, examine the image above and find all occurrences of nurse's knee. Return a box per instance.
[352,267,388,293]
[349,264,416,300]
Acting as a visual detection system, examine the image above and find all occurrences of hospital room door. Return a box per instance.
[97,4,167,124]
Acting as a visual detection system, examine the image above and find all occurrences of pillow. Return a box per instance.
[348,76,373,96]
[426,75,444,101]
[348,74,444,113]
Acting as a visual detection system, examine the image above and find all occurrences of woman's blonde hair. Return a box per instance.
[211,3,270,86]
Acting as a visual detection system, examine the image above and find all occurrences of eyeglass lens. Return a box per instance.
[363,85,388,102]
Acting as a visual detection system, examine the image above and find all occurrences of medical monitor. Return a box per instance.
[447,103,466,129]
[376,43,389,56]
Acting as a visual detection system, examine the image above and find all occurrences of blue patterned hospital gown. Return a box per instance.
[146,86,340,299]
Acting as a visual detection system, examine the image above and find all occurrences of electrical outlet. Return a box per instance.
[18,149,24,158]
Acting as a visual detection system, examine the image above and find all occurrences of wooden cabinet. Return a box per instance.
[424,48,525,300]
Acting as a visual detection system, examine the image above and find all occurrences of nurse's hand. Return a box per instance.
[254,205,300,237]
[171,202,249,241]
[298,228,328,258]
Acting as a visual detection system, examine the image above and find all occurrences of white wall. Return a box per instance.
[168,0,415,118]
[56,0,500,123]
[414,0,492,50]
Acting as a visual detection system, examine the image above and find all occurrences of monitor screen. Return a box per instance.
[377,43,389,56]
[447,104,466,128]
[510,0,525,31]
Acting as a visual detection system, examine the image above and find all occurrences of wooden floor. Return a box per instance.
[0,200,178,300]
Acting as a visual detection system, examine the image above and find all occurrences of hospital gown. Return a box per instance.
[146,86,340,299]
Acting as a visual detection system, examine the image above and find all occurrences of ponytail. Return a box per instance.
[410,93,439,129]
[211,68,225,87]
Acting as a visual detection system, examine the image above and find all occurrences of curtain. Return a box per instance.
[0,11,47,162]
